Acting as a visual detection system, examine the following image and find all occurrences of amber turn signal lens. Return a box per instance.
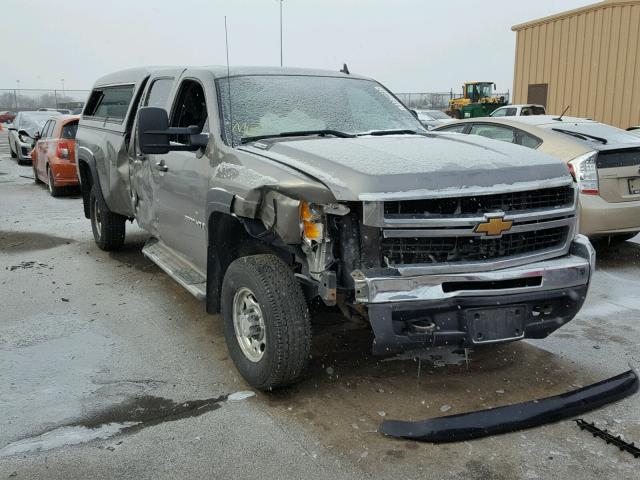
[300,201,323,241]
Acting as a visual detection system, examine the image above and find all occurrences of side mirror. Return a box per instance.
[7,124,16,131]
[34,132,41,140]
[137,106,208,155]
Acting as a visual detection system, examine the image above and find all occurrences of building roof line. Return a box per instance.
[511,0,639,31]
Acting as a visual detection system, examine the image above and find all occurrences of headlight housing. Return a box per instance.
[300,201,324,243]
[568,151,599,195]
[18,133,32,144]
[299,201,350,243]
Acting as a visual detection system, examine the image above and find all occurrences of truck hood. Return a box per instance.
[239,134,572,201]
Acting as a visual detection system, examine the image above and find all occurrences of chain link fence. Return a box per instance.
[395,91,511,111]
[0,89,90,113]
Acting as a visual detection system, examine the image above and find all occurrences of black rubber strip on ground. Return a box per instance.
[379,369,639,443]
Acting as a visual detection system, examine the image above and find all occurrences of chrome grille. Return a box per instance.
[383,186,574,216]
[381,226,568,265]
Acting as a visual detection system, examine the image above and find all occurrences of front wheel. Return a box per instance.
[89,184,126,250]
[221,254,311,390]
[33,164,42,184]
[9,139,17,158]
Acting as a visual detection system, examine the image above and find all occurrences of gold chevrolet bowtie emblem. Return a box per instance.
[474,217,513,236]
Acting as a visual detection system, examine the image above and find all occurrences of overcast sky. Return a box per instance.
[4,0,592,93]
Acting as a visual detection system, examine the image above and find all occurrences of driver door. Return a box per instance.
[155,75,211,272]
[129,74,178,236]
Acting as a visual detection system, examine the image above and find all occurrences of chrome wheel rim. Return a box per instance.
[232,287,266,362]
[92,196,102,239]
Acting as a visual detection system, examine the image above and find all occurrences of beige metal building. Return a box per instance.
[511,0,640,128]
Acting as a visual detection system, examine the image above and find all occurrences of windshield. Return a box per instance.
[466,83,493,101]
[427,110,450,120]
[17,113,54,135]
[217,75,424,145]
[541,122,640,145]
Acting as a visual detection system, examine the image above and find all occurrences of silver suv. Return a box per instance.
[75,66,595,390]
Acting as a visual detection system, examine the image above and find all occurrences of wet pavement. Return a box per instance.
[1,129,639,479]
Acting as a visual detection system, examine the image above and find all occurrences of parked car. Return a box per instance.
[434,116,640,240]
[490,104,546,117]
[31,115,80,196]
[38,107,73,114]
[8,111,61,164]
[0,111,16,123]
[414,109,453,129]
[76,66,594,390]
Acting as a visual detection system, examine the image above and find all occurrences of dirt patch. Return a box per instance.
[0,231,73,252]
[260,319,602,473]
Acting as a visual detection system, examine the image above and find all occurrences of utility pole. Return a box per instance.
[16,80,20,109]
[61,78,65,97]
[279,0,283,67]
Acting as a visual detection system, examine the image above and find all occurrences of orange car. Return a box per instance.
[31,115,80,196]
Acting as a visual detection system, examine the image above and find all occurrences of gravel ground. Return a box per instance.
[1,129,639,479]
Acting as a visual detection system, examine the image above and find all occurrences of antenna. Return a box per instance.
[225,16,234,147]
[553,105,570,121]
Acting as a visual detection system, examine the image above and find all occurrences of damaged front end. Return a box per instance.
[379,368,639,442]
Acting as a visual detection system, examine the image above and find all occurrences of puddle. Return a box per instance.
[0,394,237,457]
[0,423,138,457]
[0,231,73,252]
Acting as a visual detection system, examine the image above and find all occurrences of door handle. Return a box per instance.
[154,161,168,172]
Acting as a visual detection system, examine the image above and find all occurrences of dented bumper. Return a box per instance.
[379,369,639,442]
[353,236,595,355]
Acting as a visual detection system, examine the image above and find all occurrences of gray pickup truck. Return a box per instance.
[75,66,595,390]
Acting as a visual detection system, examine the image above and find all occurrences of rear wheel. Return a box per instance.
[89,184,126,250]
[221,254,311,390]
[47,166,64,196]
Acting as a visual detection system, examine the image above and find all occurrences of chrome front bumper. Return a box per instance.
[352,235,595,305]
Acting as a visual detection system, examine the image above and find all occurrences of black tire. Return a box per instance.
[89,184,126,250]
[47,166,64,196]
[9,138,17,158]
[221,254,311,390]
[33,164,42,184]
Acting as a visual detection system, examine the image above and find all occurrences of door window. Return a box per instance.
[61,121,79,139]
[491,108,507,117]
[144,78,174,108]
[436,124,468,133]
[519,131,543,149]
[40,120,52,138]
[84,85,135,123]
[170,80,208,144]
[469,124,516,143]
[43,120,57,138]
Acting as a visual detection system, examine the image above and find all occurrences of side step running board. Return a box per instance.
[142,238,207,301]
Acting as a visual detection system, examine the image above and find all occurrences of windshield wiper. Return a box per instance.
[357,129,426,137]
[552,127,607,144]
[240,129,355,144]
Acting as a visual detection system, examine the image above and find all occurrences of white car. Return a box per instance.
[414,109,454,129]
[8,111,61,165]
[490,104,546,117]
